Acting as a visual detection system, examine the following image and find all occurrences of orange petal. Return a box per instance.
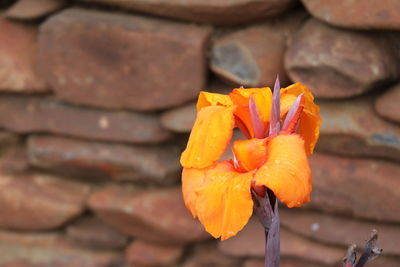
[182,162,234,218]
[180,105,236,168]
[233,138,268,172]
[280,83,321,154]
[255,134,312,208]
[197,91,233,111]
[230,88,272,138]
[194,162,254,240]
[298,109,321,155]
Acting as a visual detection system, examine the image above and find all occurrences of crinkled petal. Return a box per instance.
[182,162,234,218]
[229,88,272,138]
[280,83,321,154]
[255,134,312,208]
[197,91,233,111]
[181,105,236,168]
[233,138,268,172]
[194,161,254,240]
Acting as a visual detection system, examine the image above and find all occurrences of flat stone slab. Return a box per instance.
[37,8,212,111]
[79,0,295,25]
[285,19,400,98]
[0,96,172,144]
[27,135,181,184]
[317,97,400,162]
[88,186,210,245]
[0,173,90,230]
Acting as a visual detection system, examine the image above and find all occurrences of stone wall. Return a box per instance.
[0,0,399,266]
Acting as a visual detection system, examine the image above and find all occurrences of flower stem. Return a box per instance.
[265,200,280,267]
[252,189,280,267]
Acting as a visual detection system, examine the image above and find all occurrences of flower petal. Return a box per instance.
[233,138,268,172]
[194,162,254,240]
[182,162,234,218]
[280,83,321,155]
[197,91,233,111]
[229,88,272,138]
[255,134,312,208]
[181,105,236,168]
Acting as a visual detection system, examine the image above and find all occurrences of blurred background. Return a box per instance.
[0,0,399,266]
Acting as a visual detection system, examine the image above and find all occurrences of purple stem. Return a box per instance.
[252,190,280,267]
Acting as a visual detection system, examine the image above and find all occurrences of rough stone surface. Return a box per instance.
[66,216,128,250]
[316,97,400,162]
[27,135,181,184]
[309,153,400,222]
[302,0,400,30]
[219,217,343,266]
[81,0,295,25]
[88,186,209,244]
[0,230,122,266]
[0,96,172,144]
[37,8,212,111]
[125,240,183,267]
[0,18,47,92]
[160,79,234,133]
[211,10,307,87]
[285,19,400,98]
[375,84,400,123]
[0,173,90,230]
[244,258,321,267]
[0,131,20,154]
[183,242,241,267]
[0,145,29,174]
[280,209,400,256]
[161,103,196,133]
[5,0,66,20]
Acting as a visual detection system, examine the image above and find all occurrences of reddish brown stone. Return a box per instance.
[37,8,211,111]
[369,257,400,267]
[125,240,183,267]
[27,135,181,184]
[219,217,343,265]
[316,97,400,162]
[375,84,400,123]
[183,242,241,267]
[160,79,233,133]
[66,216,128,250]
[161,103,196,133]
[0,145,29,174]
[0,96,172,144]
[280,209,400,256]
[285,19,400,98]
[211,10,307,87]
[0,132,27,174]
[309,153,400,222]
[0,260,37,267]
[80,0,295,25]
[0,172,90,230]
[0,230,122,266]
[0,18,47,92]
[88,186,209,244]
[0,131,20,153]
[302,0,400,30]
[5,0,66,20]
[244,258,321,267]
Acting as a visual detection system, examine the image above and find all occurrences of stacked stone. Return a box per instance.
[0,0,399,266]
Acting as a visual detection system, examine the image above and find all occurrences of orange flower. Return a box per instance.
[181,81,321,240]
